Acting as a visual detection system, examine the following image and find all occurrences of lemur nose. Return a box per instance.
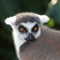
[25,33,36,42]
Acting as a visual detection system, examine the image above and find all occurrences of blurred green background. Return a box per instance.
[0,0,60,60]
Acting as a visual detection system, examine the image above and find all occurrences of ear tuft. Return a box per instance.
[4,16,16,25]
[38,15,50,24]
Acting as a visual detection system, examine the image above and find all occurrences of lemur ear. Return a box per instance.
[4,16,16,25]
[38,15,50,24]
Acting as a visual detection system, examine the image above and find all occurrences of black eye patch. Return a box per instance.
[32,24,39,32]
[18,25,27,33]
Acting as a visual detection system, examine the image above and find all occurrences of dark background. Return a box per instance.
[0,0,60,60]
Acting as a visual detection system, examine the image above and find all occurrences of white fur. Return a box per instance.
[5,16,16,25]
[19,22,41,38]
[13,29,26,59]
[20,22,37,33]
[4,16,17,29]
[35,28,41,38]
[38,15,50,24]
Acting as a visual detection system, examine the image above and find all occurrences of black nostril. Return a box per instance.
[25,33,36,42]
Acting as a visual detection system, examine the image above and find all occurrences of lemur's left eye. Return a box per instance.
[18,26,27,33]
[32,24,39,32]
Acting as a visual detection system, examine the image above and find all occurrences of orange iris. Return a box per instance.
[33,27,38,32]
[19,27,25,32]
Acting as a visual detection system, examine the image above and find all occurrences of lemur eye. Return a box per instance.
[18,26,26,33]
[32,24,38,32]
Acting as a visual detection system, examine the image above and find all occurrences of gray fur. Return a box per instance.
[20,26,60,60]
[15,12,41,25]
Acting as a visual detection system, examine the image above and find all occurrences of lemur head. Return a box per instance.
[5,12,49,43]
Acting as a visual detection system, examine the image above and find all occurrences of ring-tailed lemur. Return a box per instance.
[5,12,60,60]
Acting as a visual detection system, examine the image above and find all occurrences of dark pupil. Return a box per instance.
[32,24,38,32]
[18,26,27,33]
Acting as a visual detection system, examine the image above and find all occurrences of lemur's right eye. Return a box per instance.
[32,24,39,32]
[18,26,26,33]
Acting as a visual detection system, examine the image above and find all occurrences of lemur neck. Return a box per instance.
[14,38,26,60]
[20,41,32,52]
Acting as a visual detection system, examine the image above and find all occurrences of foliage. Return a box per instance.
[48,18,55,27]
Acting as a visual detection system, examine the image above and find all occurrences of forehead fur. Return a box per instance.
[15,12,40,25]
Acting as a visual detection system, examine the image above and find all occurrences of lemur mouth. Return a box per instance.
[27,39,36,43]
[25,33,36,43]
[25,38,36,43]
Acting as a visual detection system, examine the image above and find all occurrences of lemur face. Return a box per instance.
[15,22,41,42]
[5,12,49,43]
[13,16,41,42]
